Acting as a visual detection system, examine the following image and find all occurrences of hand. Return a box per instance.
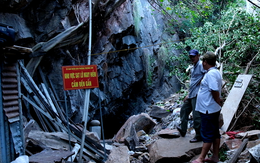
[220,99,224,107]
[217,99,223,107]
[183,95,188,102]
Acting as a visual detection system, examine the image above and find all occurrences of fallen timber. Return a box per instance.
[18,60,109,162]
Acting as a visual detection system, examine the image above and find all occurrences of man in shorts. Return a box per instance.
[192,51,222,163]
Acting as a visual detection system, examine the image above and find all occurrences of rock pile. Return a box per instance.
[16,93,260,163]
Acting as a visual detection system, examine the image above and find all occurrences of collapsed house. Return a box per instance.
[0,21,110,163]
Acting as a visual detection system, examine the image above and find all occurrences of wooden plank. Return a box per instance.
[26,23,85,76]
[49,88,67,123]
[3,45,32,54]
[67,143,80,162]
[236,130,260,138]
[221,74,253,132]
[228,138,248,163]
[40,83,62,132]
[29,149,74,163]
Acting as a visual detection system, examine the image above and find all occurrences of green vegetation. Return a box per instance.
[147,55,155,86]
[133,0,144,38]
[218,146,228,161]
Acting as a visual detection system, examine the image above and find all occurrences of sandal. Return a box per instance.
[203,158,217,163]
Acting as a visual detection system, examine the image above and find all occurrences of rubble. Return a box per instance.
[148,136,202,163]
[16,91,260,163]
[1,54,259,162]
[29,149,74,163]
[105,146,130,163]
[148,105,171,120]
[114,113,157,143]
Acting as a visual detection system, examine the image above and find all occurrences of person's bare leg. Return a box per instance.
[210,138,220,162]
[193,142,212,163]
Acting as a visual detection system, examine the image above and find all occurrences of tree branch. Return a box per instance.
[244,48,260,74]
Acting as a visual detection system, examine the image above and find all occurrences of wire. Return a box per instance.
[248,0,260,9]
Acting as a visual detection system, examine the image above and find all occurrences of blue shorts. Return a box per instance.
[200,111,221,143]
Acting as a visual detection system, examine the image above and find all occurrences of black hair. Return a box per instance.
[202,51,216,66]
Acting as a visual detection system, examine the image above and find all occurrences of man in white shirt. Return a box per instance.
[192,51,222,163]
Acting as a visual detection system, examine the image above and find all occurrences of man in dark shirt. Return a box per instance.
[177,49,205,143]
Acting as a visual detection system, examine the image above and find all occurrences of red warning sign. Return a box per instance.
[62,65,99,90]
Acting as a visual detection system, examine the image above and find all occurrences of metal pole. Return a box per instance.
[17,61,25,155]
[99,89,107,161]
[64,91,72,162]
[78,0,92,162]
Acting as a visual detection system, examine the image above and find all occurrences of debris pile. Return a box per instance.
[105,92,260,163]
[16,60,109,162]
[3,53,259,162]
[15,86,260,163]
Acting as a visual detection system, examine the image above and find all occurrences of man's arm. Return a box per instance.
[212,90,223,106]
[184,94,188,102]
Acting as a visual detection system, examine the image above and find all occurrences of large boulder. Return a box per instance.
[114,113,157,143]
[148,135,202,163]
[148,105,171,120]
[105,146,130,163]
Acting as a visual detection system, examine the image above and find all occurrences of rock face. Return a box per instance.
[0,0,181,138]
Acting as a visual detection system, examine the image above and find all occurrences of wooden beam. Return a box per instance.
[228,138,248,163]
[221,74,253,132]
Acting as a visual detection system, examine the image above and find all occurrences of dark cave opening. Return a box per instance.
[96,80,149,139]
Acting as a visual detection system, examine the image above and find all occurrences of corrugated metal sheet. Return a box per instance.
[1,45,32,161]
[1,62,19,121]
